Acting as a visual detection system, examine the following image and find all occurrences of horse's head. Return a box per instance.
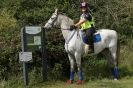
[44,9,74,30]
[44,9,59,29]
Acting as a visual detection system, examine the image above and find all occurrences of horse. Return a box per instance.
[44,9,120,84]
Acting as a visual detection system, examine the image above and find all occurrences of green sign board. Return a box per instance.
[20,26,47,86]
[21,26,44,52]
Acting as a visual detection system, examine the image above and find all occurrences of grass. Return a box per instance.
[38,78,133,88]
[1,77,133,88]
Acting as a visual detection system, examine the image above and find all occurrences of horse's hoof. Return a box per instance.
[67,80,73,84]
[76,80,83,85]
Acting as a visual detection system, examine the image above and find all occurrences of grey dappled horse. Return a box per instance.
[44,9,120,84]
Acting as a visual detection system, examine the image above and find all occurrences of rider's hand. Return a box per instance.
[70,25,77,31]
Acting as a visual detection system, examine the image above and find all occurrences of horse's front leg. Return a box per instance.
[75,52,83,84]
[67,53,75,84]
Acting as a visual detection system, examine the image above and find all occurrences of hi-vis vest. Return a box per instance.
[80,13,95,30]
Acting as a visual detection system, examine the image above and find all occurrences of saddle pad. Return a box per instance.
[80,31,102,44]
[93,33,101,43]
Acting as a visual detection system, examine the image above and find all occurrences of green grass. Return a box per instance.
[1,77,133,88]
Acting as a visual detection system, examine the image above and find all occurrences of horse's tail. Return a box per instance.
[116,38,120,67]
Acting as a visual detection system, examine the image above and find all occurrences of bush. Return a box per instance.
[0,9,20,80]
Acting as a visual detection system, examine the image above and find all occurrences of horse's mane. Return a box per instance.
[58,12,66,15]
[58,12,74,27]
[58,12,73,21]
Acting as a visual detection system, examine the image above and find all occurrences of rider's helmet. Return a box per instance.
[80,2,89,13]
[80,2,88,8]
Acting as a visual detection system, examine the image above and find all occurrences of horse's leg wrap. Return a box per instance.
[78,70,83,80]
[70,71,74,80]
[112,67,118,79]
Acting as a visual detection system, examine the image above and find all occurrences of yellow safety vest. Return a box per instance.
[80,14,95,30]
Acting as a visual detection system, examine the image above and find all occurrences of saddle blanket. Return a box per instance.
[81,32,102,44]
[93,33,101,43]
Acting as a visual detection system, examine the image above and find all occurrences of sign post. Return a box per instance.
[19,26,47,85]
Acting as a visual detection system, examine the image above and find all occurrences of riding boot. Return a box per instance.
[88,36,94,53]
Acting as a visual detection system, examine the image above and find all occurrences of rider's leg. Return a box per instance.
[86,27,95,52]
[81,31,89,44]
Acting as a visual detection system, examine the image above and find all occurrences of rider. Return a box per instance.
[70,1,95,53]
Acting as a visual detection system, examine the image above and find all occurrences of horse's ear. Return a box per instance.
[55,8,58,14]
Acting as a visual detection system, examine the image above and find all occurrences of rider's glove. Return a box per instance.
[70,25,77,31]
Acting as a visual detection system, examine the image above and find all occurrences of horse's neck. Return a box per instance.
[58,14,74,41]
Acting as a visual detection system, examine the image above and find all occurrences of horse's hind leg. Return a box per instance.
[67,53,75,84]
[109,46,118,80]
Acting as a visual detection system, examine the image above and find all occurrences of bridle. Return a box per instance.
[46,12,75,31]
[47,13,58,27]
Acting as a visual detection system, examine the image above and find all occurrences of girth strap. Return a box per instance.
[65,30,76,44]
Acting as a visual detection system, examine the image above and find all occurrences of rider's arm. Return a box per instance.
[74,13,92,27]
[75,19,86,27]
